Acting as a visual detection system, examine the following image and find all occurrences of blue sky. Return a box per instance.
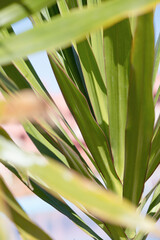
[12,18,60,94]
[154,5,160,41]
[12,5,160,94]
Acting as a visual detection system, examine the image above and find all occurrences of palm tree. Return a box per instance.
[0,0,160,239]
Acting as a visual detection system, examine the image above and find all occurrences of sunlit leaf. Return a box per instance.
[0,177,52,240]
[0,136,159,237]
[76,39,109,137]
[0,0,159,65]
[104,19,132,180]
[49,54,121,194]
[123,12,154,205]
[0,0,57,27]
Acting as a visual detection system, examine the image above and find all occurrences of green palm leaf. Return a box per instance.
[0,0,57,27]
[49,54,121,193]
[0,0,159,65]
[104,19,132,180]
[0,177,52,240]
[0,136,159,237]
[123,12,154,205]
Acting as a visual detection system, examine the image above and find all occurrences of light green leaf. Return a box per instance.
[0,136,160,237]
[123,13,154,205]
[1,57,90,171]
[104,19,132,180]
[13,59,52,99]
[76,39,109,136]
[57,0,69,15]
[0,218,7,240]
[139,180,160,212]
[37,119,96,179]
[129,16,137,36]
[25,122,127,239]
[24,121,69,166]
[0,159,103,240]
[49,54,121,194]
[147,182,160,219]
[0,71,95,179]
[135,182,160,240]
[0,0,160,65]
[88,0,106,83]
[30,9,95,123]
[0,86,92,177]
[0,177,52,240]
[0,134,122,240]
[0,0,56,27]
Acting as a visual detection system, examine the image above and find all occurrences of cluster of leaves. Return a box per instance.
[0,0,160,239]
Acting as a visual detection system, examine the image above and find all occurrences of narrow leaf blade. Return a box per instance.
[49,55,121,193]
[123,13,154,205]
[0,0,160,65]
[0,177,52,240]
[76,39,109,136]
[0,137,159,237]
[0,0,56,27]
[104,19,132,180]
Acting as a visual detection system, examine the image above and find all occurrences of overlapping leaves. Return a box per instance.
[0,0,160,240]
